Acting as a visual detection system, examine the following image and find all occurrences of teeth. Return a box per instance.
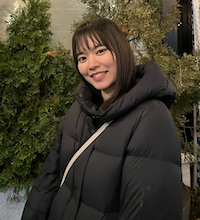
[92,72,106,78]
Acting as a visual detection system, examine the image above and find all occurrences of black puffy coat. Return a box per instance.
[21,62,182,220]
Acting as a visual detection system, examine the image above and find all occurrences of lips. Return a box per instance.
[91,71,107,81]
[92,71,107,78]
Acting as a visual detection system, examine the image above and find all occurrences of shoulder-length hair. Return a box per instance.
[72,18,136,109]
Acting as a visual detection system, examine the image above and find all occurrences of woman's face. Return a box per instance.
[77,37,117,101]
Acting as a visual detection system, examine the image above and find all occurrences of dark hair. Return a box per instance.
[72,18,136,109]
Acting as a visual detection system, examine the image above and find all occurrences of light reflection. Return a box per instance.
[14,1,21,11]
[0,0,25,39]
[5,1,24,24]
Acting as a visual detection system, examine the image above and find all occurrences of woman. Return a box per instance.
[21,18,182,220]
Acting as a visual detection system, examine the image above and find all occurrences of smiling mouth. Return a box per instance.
[92,71,107,78]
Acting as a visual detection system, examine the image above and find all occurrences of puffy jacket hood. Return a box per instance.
[73,62,176,122]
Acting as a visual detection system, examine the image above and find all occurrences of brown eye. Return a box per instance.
[78,56,86,62]
[98,49,105,53]
[97,47,107,54]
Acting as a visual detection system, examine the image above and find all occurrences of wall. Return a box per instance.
[192,0,200,50]
[50,0,86,50]
[0,0,86,50]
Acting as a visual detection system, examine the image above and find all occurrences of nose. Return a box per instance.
[88,54,100,70]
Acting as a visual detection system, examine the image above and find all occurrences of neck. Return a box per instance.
[101,90,114,102]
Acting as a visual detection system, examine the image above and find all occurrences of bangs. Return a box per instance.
[74,32,103,56]
[72,20,116,65]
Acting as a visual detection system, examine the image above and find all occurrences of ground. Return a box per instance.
[0,190,26,220]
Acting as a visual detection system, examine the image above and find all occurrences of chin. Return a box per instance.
[92,84,110,91]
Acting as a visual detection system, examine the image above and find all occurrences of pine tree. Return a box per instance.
[73,0,200,152]
[0,0,79,193]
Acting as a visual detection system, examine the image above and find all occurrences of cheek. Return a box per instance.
[78,64,85,76]
[106,53,117,71]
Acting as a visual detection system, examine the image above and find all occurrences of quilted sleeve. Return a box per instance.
[118,100,182,220]
[21,130,62,220]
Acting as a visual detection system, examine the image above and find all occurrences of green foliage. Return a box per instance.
[0,0,79,192]
[189,187,200,220]
[73,0,200,153]
[50,43,81,118]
